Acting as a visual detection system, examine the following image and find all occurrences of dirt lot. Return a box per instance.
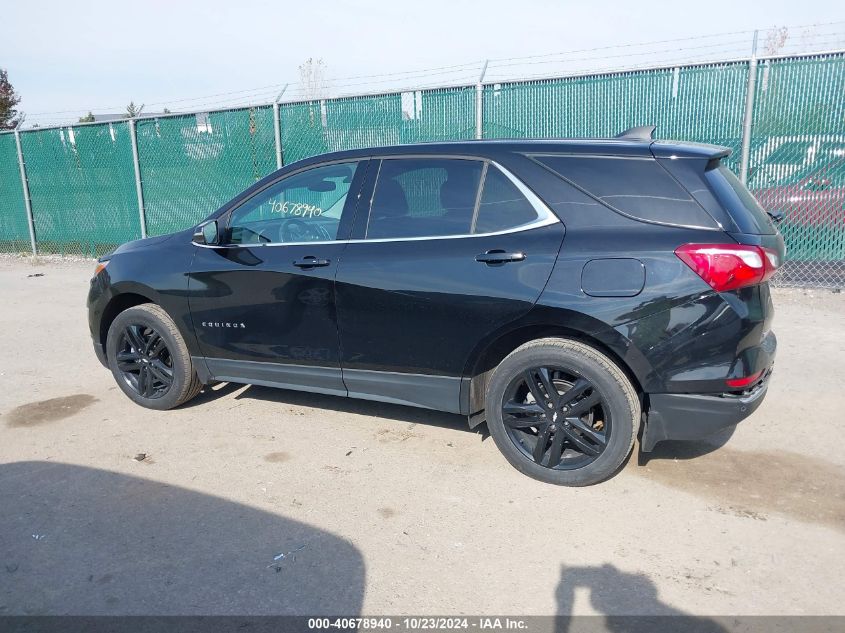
[1,255,844,617]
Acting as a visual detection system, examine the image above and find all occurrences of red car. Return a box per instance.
[753,153,845,228]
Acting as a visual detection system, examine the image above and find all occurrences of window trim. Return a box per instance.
[469,162,489,233]
[195,158,559,249]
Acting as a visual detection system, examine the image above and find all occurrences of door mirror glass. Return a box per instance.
[193,220,219,245]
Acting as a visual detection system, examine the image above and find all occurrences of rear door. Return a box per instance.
[334,156,565,413]
[188,160,367,395]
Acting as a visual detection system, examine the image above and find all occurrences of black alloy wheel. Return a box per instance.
[115,324,174,399]
[501,367,610,470]
[106,303,203,410]
[485,338,639,486]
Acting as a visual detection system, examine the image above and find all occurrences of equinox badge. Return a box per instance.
[201,321,246,329]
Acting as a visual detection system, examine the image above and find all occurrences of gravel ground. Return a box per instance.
[0,255,843,617]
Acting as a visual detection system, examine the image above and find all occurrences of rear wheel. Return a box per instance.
[106,304,203,410]
[485,338,639,486]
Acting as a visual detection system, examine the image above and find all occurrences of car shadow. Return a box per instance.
[0,461,365,615]
[555,564,728,632]
[189,381,483,437]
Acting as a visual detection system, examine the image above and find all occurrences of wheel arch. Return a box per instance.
[462,317,646,425]
[98,291,157,350]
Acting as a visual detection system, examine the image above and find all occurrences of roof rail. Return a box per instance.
[615,125,656,141]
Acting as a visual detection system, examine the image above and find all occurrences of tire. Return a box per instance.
[485,337,640,486]
[106,303,203,410]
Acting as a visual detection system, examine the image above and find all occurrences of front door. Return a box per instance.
[334,157,565,412]
[188,160,367,396]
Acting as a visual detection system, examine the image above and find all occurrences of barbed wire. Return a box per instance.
[19,19,845,128]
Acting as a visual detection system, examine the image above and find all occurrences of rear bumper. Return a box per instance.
[641,367,772,452]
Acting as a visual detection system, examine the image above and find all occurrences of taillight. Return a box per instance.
[674,243,780,292]
[93,260,109,276]
[726,369,764,389]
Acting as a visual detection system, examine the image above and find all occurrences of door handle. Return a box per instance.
[293,256,331,269]
[475,250,526,265]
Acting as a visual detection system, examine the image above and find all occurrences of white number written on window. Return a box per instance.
[268,201,324,218]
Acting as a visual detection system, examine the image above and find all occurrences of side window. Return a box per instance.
[367,158,483,239]
[535,155,718,228]
[474,166,540,234]
[228,161,358,245]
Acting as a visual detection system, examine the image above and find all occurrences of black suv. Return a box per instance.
[88,127,783,486]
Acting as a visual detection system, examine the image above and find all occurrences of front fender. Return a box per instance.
[87,235,198,356]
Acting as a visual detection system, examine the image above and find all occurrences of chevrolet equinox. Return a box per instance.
[87,127,783,485]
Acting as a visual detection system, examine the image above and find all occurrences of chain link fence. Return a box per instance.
[0,133,31,253]
[0,51,843,287]
[18,122,140,257]
[747,54,845,287]
[279,86,477,164]
[136,107,277,237]
[482,62,749,174]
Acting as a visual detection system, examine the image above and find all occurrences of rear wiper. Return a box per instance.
[766,209,784,224]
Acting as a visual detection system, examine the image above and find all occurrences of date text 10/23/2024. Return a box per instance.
[307,617,530,630]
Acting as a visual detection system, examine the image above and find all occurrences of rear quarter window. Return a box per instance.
[474,166,540,233]
[533,155,719,229]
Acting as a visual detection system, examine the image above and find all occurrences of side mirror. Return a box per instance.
[193,220,220,245]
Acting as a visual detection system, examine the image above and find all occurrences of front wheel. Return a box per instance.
[485,338,640,486]
[106,303,203,410]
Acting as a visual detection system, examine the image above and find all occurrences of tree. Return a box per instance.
[125,101,141,118]
[0,68,22,130]
[163,108,171,114]
[78,111,95,123]
[763,26,789,56]
[298,58,329,101]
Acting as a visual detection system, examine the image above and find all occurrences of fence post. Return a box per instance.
[13,123,37,256]
[739,30,759,185]
[273,84,289,169]
[475,60,489,140]
[128,119,148,239]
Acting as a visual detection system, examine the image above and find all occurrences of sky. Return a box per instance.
[2,0,844,127]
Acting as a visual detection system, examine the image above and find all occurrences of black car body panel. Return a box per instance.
[642,366,773,451]
[88,137,781,450]
[89,227,197,364]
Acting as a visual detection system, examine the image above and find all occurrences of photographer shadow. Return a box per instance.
[0,461,365,615]
[555,564,727,633]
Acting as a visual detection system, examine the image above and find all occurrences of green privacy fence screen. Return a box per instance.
[280,86,476,164]
[136,106,277,236]
[482,62,749,172]
[19,122,140,256]
[0,133,30,253]
[745,54,845,283]
[0,52,842,285]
